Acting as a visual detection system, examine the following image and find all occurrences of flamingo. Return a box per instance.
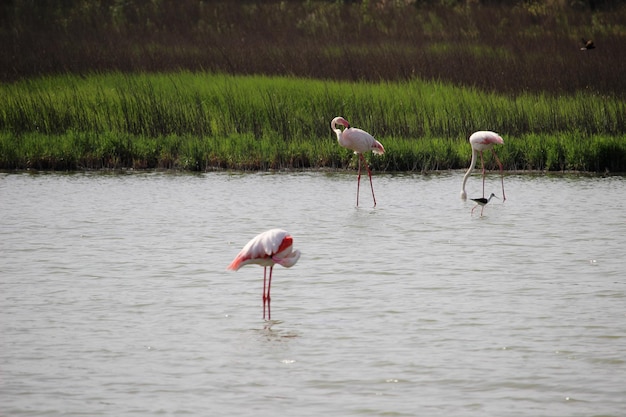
[471,193,498,217]
[331,116,385,207]
[460,131,506,201]
[227,228,301,320]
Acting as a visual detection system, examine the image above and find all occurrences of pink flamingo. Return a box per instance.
[331,117,385,207]
[227,228,301,320]
[460,131,506,201]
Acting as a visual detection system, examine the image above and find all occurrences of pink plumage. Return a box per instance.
[332,116,385,155]
[469,131,504,150]
[331,116,385,207]
[460,130,506,201]
[227,228,300,320]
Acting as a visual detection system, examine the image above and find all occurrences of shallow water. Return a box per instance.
[1,170,625,416]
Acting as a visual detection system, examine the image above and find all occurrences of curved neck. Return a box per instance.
[331,123,342,143]
[461,149,478,192]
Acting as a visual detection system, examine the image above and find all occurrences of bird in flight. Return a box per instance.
[581,38,595,50]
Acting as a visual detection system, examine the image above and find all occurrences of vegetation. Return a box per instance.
[1,0,625,172]
[1,72,624,171]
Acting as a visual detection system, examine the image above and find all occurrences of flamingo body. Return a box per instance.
[469,130,503,151]
[460,131,506,201]
[333,118,385,155]
[227,228,300,271]
[227,228,300,319]
[331,117,385,207]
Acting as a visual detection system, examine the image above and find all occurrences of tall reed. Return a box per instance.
[1,72,624,171]
[2,72,625,140]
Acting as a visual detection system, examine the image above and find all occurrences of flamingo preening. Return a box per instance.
[460,131,506,201]
[227,229,301,320]
[331,117,385,207]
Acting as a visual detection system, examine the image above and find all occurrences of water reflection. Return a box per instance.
[256,320,300,342]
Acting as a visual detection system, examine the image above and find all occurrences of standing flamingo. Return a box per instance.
[471,193,498,217]
[227,228,301,320]
[331,116,385,207]
[460,131,506,201]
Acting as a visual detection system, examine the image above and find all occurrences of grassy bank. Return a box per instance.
[1,72,625,172]
[2,130,623,173]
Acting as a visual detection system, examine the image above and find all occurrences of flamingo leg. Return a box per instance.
[356,154,362,207]
[479,151,486,198]
[266,266,274,320]
[361,155,376,207]
[491,149,506,201]
[262,267,268,320]
[360,154,377,207]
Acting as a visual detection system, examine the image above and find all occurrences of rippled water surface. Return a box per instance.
[1,171,625,416]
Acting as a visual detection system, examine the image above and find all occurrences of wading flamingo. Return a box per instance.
[331,116,385,207]
[227,229,301,320]
[471,193,498,217]
[460,131,506,201]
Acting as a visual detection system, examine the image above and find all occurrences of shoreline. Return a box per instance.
[2,167,622,176]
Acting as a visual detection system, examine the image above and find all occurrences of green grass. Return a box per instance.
[1,72,625,172]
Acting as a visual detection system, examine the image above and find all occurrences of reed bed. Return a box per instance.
[2,130,623,172]
[1,72,624,172]
[2,1,625,172]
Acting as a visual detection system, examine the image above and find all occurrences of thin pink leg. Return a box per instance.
[266,266,273,320]
[471,204,478,215]
[491,149,506,201]
[356,155,362,207]
[361,154,377,207]
[480,151,486,198]
[262,267,268,320]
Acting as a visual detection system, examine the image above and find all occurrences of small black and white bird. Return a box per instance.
[581,38,595,50]
[471,193,498,217]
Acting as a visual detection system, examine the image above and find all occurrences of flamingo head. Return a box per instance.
[274,249,301,268]
[331,116,350,130]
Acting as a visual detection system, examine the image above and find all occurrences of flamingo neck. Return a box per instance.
[460,149,477,199]
[330,120,342,141]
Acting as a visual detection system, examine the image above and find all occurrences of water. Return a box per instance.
[1,170,624,417]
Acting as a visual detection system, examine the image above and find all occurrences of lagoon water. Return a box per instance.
[1,170,625,416]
